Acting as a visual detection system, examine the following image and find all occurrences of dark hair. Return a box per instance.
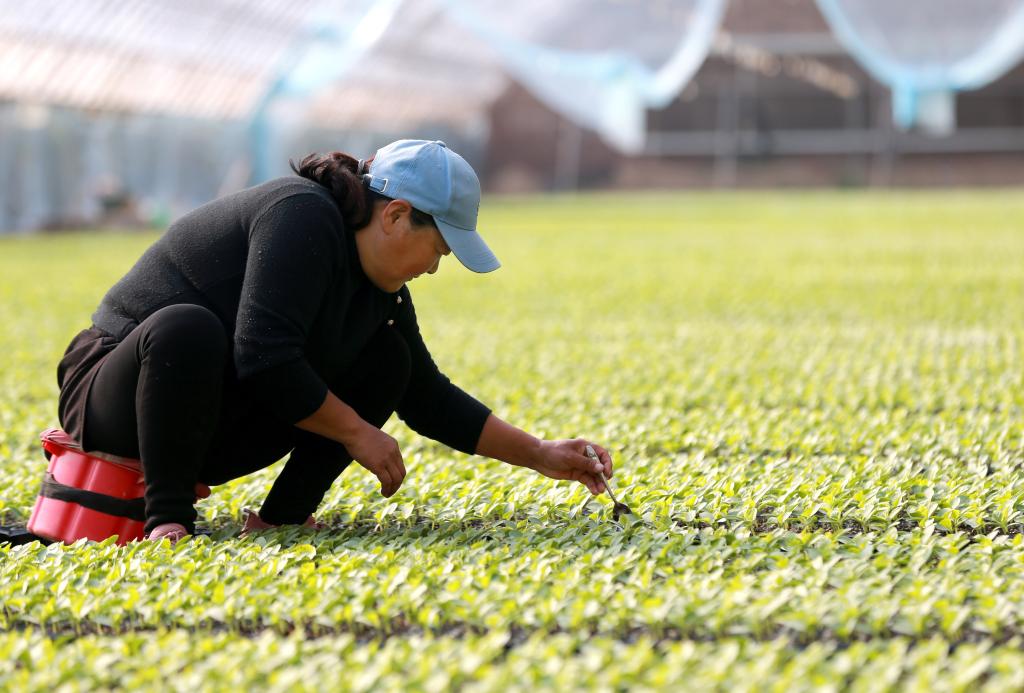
[290,152,372,229]
[408,206,437,230]
[290,151,437,231]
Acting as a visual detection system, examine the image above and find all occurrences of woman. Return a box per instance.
[56,139,614,542]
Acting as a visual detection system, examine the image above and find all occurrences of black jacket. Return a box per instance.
[79,176,489,455]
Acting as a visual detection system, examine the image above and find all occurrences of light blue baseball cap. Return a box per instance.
[364,139,500,273]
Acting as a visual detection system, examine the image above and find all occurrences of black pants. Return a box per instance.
[83,304,411,533]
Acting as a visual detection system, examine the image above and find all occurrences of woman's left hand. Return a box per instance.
[530,439,614,495]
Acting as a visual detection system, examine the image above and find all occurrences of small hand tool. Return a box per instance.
[585,444,633,519]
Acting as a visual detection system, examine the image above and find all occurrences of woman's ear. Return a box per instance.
[381,199,413,236]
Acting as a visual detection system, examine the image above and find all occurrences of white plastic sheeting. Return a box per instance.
[248,0,404,181]
[816,0,1024,134]
[0,0,726,153]
[0,1,312,119]
[3,0,1023,231]
[259,0,726,162]
[0,0,727,231]
[437,0,727,152]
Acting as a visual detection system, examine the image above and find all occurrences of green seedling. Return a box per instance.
[586,445,633,519]
[3,193,1024,689]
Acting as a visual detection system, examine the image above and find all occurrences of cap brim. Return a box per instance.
[435,219,500,273]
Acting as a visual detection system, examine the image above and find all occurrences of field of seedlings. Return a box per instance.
[2,190,1023,691]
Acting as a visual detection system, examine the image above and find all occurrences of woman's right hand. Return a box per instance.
[346,423,407,497]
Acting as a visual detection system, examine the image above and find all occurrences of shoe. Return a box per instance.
[240,508,274,535]
[240,508,324,536]
[146,522,189,543]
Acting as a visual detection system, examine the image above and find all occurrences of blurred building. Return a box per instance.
[487,0,1024,191]
[1,0,1022,232]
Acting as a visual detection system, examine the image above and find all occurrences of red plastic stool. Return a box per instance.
[27,429,148,544]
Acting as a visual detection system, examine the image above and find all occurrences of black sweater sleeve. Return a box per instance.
[233,194,343,423]
[393,286,492,455]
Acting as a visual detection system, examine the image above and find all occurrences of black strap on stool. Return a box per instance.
[38,472,146,522]
[0,524,50,546]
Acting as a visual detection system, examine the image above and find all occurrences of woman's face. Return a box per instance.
[362,199,451,292]
[391,215,451,286]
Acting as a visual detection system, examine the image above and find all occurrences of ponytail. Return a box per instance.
[290,152,375,230]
